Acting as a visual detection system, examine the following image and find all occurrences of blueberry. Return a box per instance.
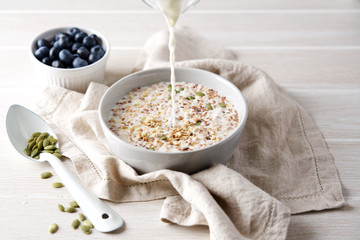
[73,57,88,68]
[88,52,102,64]
[67,27,80,37]
[71,42,82,53]
[58,37,71,49]
[59,49,74,65]
[83,36,96,49]
[52,60,64,68]
[34,46,49,60]
[49,46,60,60]
[74,31,88,43]
[36,38,50,49]
[90,45,105,57]
[55,32,70,41]
[53,41,60,48]
[42,57,52,66]
[77,46,90,59]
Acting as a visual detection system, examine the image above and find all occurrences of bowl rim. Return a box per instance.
[29,26,110,72]
[99,67,248,155]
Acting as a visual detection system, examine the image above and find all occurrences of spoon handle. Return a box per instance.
[42,153,124,232]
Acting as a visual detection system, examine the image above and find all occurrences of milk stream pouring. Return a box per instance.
[143,0,199,127]
[157,0,181,127]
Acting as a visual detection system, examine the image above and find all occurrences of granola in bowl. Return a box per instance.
[108,81,239,152]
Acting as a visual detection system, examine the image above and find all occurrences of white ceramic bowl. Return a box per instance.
[99,67,248,174]
[29,27,110,93]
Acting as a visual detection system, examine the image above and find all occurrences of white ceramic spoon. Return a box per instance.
[6,104,124,232]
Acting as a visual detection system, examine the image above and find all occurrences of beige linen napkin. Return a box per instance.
[34,27,344,240]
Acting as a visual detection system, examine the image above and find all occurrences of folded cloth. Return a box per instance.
[35,27,344,240]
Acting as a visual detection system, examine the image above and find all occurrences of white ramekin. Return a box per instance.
[29,27,110,93]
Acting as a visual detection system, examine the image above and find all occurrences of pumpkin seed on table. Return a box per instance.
[40,172,53,179]
[71,219,81,229]
[195,120,202,126]
[69,200,79,208]
[48,223,59,234]
[78,213,86,221]
[83,220,94,228]
[206,103,213,110]
[195,92,205,96]
[58,204,65,212]
[52,182,64,188]
[65,206,77,213]
[80,225,92,234]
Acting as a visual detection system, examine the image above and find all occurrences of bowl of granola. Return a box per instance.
[99,67,247,174]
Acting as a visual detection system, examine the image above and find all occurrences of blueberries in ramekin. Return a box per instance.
[34,27,105,68]
[34,46,50,60]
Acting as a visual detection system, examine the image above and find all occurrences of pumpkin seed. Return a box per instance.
[180,87,184,91]
[78,213,86,221]
[69,200,79,208]
[49,138,58,144]
[219,102,226,108]
[43,139,50,148]
[40,132,49,138]
[149,147,155,151]
[28,141,36,151]
[65,207,77,213]
[31,142,38,151]
[190,96,195,100]
[195,120,202,126]
[80,225,92,234]
[36,135,45,144]
[71,219,80,229]
[53,153,62,158]
[40,172,53,179]
[41,150,54,154]
[48,223,58,234]
[160,136,167,140]
[34,155,40,159]
[24,148,30,156]
[175,90,180,94]
[83,220,94,229]
[58,204,65,212]
[44,145,56,150]
[30,148,39,158]
[54,148,61,153]
[32,132,41,138]
[167,95,171,100]
[195,92,205,96]
[37,140,44,150]
[52,182,64,188]
[206,104,213,110]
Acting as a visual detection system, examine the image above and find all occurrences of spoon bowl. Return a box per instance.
[6,104,124,233]
[6,104,57,163]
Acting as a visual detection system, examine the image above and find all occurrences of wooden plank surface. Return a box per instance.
[0,0,359,239]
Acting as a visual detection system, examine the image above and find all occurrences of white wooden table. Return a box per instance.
[0,0,359,239]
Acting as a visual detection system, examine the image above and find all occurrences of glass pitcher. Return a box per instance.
[142,0,200,15]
